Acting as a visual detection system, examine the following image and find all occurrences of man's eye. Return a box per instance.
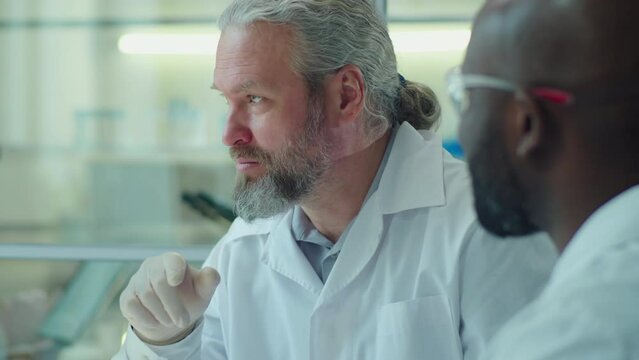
[248,95,264,104]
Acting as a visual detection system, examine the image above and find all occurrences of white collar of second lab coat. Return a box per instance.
[260,121,447,300]
[548,185,639,288]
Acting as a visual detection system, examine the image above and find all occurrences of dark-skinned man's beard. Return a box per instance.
[468,124,540,237]
[230,96,330,222]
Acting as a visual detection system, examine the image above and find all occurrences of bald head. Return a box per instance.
[465,0,639,157]
[470,0,639,88]
[459,0,639,245]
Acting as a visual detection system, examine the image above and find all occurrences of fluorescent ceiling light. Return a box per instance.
[118,29,470,55]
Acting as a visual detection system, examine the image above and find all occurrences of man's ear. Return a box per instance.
[511,94,546,158]
[323,64,366,127]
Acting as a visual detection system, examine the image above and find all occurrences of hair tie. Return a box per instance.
[398,73,407,88]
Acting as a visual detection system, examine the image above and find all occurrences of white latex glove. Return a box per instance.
[119,252,220,344]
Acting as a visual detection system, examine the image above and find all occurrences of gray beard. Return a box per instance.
[233,176,295,222]
[232,97,330,222]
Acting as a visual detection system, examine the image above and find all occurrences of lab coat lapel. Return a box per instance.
[378,122,446,213]
[318,122,446,304]
[260,209,324,295]
[317,192,384,304]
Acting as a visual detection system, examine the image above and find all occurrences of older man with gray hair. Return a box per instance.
[114,1,556,359]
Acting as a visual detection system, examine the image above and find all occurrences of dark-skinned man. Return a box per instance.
[450,0,639,358]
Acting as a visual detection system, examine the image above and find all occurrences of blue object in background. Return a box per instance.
[443,139,464,159]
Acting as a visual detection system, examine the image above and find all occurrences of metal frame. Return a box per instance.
[0,244,212,261]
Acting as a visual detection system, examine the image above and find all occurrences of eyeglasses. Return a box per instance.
[445,66,575,114]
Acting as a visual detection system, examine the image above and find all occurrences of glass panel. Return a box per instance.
[1,1,234,248]
[0,259,203,359]
[0,260,133,359]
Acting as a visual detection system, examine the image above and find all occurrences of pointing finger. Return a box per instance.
[162,252,187,287]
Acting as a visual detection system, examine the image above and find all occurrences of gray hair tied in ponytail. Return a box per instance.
[395,74,441,131]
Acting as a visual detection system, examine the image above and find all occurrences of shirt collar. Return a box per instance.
[291,206,334,247]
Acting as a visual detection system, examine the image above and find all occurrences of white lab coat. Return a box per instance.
[480,185,639,360]
[116,123,557,360]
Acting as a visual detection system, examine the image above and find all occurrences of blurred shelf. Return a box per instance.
[0,221,229,248]
[0,243,212,261]
[0,144,233,164]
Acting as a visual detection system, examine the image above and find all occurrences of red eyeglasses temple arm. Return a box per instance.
[532,88,575,105]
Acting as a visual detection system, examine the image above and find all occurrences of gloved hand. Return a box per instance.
[119,252,220,344]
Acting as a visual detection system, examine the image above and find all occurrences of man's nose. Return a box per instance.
[222,109,252,147]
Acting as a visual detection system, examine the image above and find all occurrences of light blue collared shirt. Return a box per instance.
[292,128,397,283]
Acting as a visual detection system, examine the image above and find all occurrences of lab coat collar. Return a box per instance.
[319,122,447,303]
[377,122,446,213]
[260,122,447,302]
[317,192,384,304]
[551,185,639,283]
